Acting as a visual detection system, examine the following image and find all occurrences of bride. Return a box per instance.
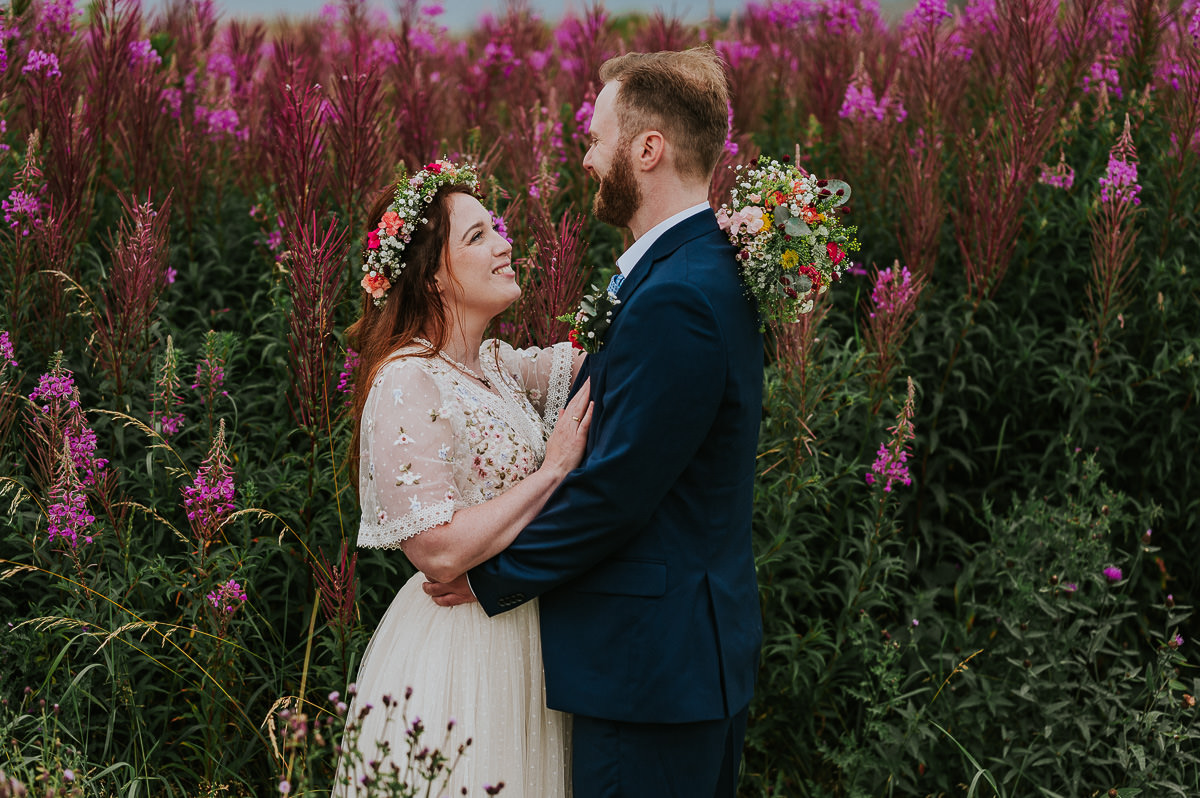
[337,160,589,796]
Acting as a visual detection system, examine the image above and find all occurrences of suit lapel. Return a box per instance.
[614,210,721,304]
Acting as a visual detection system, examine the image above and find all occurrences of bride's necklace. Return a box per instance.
[413,336,492,389]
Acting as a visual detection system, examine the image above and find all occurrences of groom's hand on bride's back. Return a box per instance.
[424,574,477,606]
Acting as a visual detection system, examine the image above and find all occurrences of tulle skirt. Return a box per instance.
[337,572,570,798]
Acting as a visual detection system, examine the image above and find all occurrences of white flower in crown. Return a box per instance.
[361,159,481,307]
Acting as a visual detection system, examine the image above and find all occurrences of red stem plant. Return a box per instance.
[83,0,143,182]
[380,5,450,171]
[326,56,384,235]
[1087,114,1142,370]
[512,209,589,349]
[311,540,358,680]
[91,193,172,396]
[950,0,1093,302]
[283,214,349,435]
[1153,5,1200,254]
[266,61,330,230]
[772,296,833,468]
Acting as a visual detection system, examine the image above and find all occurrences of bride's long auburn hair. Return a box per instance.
[346,181,476,487]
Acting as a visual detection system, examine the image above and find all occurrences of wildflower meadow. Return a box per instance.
[1,0,1198,794]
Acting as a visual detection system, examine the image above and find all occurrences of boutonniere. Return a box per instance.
[557,281,622,354]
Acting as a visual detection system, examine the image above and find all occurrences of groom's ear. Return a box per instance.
[634,130,665,172]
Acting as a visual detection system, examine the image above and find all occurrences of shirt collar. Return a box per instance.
[615,202,712,277]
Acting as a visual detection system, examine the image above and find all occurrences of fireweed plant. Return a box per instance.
[0,0,1197,794]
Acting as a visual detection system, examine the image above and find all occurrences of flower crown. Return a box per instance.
[717,155,859,326]
[360,159,480,307]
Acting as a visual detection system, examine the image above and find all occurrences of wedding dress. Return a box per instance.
[338,339,577,798]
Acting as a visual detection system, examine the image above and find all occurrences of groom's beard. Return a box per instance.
[593,145,642,229]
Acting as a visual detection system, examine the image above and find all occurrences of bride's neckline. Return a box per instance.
[412,337,493,390]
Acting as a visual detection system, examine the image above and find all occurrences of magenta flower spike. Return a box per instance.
[183,419,237,548]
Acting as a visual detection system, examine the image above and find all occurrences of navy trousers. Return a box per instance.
[571,705,750,798]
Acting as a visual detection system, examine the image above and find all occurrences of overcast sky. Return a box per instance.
[145,0,741,29]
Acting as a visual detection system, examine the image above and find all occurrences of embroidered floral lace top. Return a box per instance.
[357,339,579,549]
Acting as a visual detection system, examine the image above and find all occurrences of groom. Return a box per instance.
[430,47,764,797]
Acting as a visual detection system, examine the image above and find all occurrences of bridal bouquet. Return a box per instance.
[717,155,859,325]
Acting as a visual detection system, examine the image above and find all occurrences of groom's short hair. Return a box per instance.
[599,46,730,183]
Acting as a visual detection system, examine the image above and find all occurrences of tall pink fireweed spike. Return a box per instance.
[896,127,946,277]
[336,348,359,407]
[23,352,92,492]
[949,0,1072,301]
[192,330,236,437]
[92,194,172,396]
[183,418,236,556]
[151,336,185,440]
[283,214,349,433]
[838,53,907,202]
[1087,114,1142,367]
[45,435,96,551]
[82,0,146,182]
[206,577,247,639]
[0,331,19,450]
[512,210,589,350]
[863,261,927,405]
[866,376,918,494]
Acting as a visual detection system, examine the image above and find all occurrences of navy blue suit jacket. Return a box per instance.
[469,209,764,724]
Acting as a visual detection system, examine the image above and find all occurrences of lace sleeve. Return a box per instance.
[489,339,582,430]
[357,358,460,549]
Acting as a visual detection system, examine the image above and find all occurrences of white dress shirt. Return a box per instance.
[615,202,712,278]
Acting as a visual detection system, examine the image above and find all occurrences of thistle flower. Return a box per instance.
[182,419,236,545]
[1168,633,1184,649]
[1103,566,1123,581]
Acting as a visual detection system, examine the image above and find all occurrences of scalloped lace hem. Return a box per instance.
[356,499,467,549]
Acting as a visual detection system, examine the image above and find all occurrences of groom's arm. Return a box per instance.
[465,278,728,616]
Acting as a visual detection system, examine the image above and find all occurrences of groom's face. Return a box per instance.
[584,82,642,229]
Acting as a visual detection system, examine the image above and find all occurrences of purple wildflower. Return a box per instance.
[869,264,917,317]
[337,349,358,400]
[1039,162,1076,190]
[1190,5,1200,46]
[36,0,77,37]
[1098,154,1141,205]
[491,212,511,244]
[1168,633,1184,649]
[279,780,291,795]
[0,119,8,151]
[66,424,108,486]
[30,368,79,413]
[0,330,16,368]
[206,578,247,614]
[2,188,43,236]
[46,456,95,549]
[865,442,912,491]
[206,109,246,140]
[1103,566,1123,581]
[152,338,185,439]
[1065,582,1078,593]
[182,419,236,541]
[573,100,594,143]
[160,87,183,119]
[906,0,951,28]
[22,50,62,79]
[129,39,161,69]
[1082,56,1122,99]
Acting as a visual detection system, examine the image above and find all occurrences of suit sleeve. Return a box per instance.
[468,279,726,615]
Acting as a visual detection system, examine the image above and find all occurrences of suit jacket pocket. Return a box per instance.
[573,558,667,597]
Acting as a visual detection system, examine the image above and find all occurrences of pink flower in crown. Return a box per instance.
[827,241,846,265]
[379,211,402,236]
[361,272,391,299]
[367,230,381,250]
[425,161,443,174]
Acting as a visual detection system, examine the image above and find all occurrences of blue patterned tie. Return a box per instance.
[607,273,625,297]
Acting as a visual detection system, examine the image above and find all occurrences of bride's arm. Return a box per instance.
[402,384,592,583]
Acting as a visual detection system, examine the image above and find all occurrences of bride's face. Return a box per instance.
[436,193,520,323]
